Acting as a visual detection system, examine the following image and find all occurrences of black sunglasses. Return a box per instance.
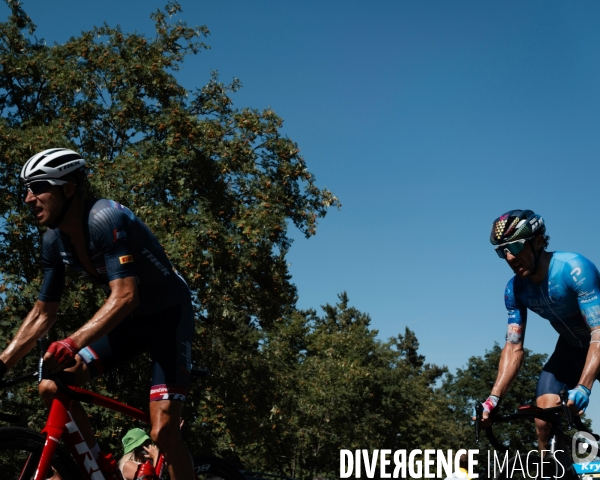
[25,179,68,196]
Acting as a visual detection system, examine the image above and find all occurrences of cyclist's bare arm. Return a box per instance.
[43,276,139,369]
[0,300,59,369]
[484,341,524,418]
[576,326,600,389]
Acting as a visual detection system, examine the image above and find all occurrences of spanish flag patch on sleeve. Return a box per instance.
[119,255,134,264]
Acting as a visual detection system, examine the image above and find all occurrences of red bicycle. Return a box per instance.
[0,339,247,480]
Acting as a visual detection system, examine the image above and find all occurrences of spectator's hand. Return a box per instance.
[143,444,160,466]
[44,338,79,373]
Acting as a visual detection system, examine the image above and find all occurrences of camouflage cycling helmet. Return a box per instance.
[490,209,545,246]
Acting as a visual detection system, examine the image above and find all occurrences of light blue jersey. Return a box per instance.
[505,252,600,348]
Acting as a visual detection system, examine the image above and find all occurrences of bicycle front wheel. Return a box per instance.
[193,456,246,480]
[0,426,83,479]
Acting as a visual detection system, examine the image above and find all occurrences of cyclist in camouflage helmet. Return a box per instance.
[479,209,600,451]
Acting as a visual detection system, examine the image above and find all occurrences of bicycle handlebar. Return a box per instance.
[475,403,483,443]
[0,337,211,423]
[475,392,593,452]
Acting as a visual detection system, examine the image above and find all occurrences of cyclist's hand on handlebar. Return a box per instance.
[44,338,79,373]
[472,395,500,426]
[567,384,591,416]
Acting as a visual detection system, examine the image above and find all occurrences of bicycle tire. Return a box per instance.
[193,455,247,480]
[0,426,83,479]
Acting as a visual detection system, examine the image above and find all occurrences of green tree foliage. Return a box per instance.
[443,344,548,454]
[0,0,340,455]
[0,2,538,478]
[192,293,463,479]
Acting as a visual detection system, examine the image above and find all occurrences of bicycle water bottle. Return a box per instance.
[97,451,125,480]
[135,460,158,479]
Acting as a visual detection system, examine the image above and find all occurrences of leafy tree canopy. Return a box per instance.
[195,293,463,479]
[0,0,340,331]
[0,0,340,461]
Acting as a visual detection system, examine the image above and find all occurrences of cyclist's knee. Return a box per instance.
[150,422,182,450]
[38,355,90,406]
[536,393,559,409]
[38,379,58,406]
[149,399,184,450]
[535,417,550,431]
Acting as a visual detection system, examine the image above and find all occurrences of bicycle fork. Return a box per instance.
[37,393,104,480]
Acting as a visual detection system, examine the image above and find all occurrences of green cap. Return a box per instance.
[122,428,151,454]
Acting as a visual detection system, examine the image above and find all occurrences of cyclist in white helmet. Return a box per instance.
[1,148,195,480]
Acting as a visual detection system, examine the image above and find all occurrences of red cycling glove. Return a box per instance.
[47,338,80,367]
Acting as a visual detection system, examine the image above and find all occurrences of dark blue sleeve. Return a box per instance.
[38,230,65,302]
[505,277,527,343]
[562,255,600,329]
[89,206,137,282]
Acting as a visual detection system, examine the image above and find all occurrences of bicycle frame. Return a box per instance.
[517,405,578,479]
[35,384,152,480]
[0,339,214,480]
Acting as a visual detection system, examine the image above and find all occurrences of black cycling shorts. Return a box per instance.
[536,335,600,398]
[77,300,194,402]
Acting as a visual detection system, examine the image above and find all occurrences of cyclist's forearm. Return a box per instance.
[70,277,139,349]
[491,342,524,398]
[0,301,58,369]
[578,340,600,390]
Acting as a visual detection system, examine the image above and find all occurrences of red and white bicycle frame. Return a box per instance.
[35,385,164,480]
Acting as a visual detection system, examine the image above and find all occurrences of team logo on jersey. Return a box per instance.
[119,255,134,264]
[113,229,127,242]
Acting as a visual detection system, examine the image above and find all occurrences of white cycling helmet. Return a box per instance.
[20,148,86,184]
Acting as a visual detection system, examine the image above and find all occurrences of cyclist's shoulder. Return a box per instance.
[552,251,599,275]
[87,198,136,227]
[505,275,521,291]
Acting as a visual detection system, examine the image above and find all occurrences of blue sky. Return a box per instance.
[7,1,600,427]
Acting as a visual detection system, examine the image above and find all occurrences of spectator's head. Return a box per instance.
[122,428,151,462]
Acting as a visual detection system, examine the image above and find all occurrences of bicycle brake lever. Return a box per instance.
[37,337,49,383]
[475,403,483,443]
[559,389,575,430]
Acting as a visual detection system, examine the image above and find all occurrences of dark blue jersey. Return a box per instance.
[38,199,190,317]
[505,251,600,348]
